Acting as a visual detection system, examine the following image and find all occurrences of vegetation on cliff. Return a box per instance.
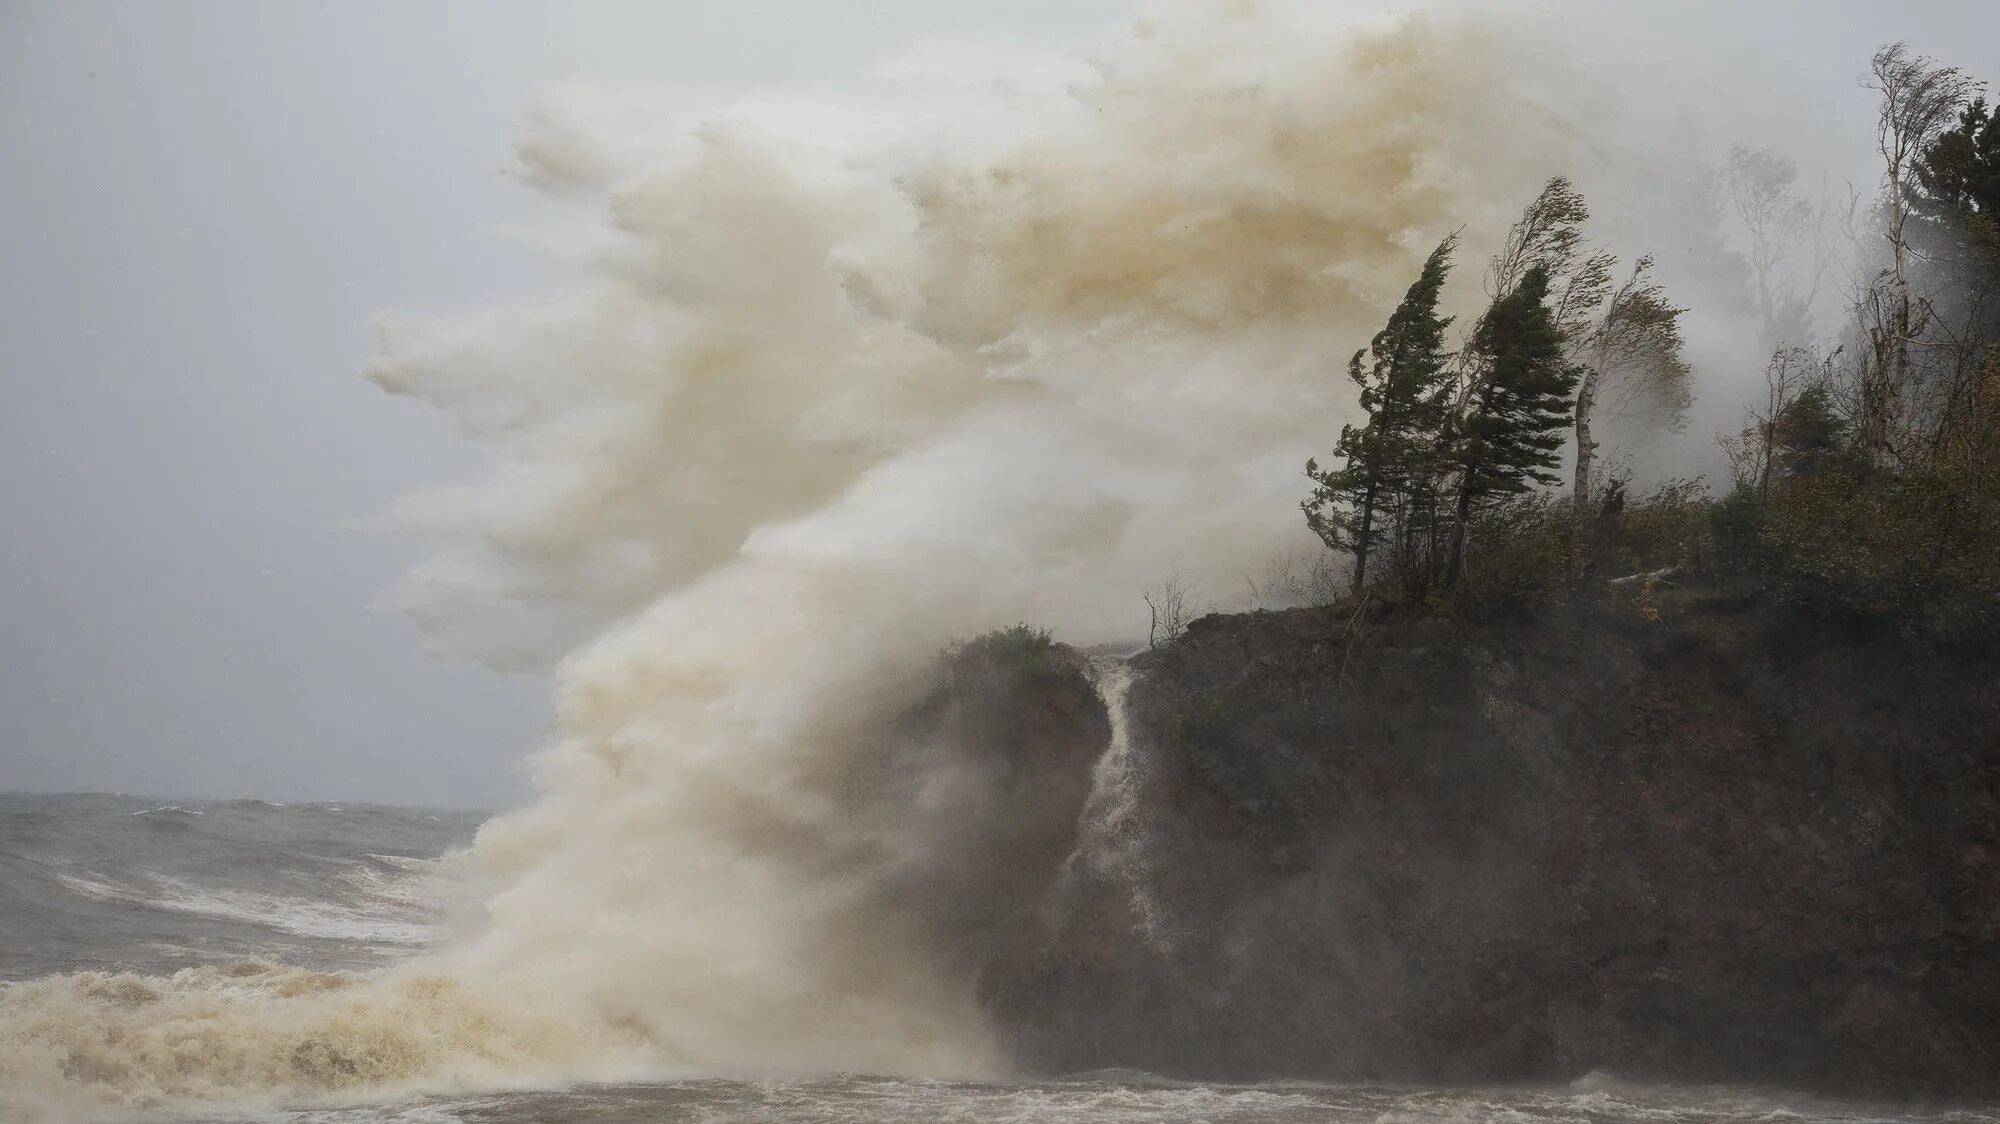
[1303,44,1999,644]
[945,41,2000,1099]
[986,584,2000,1096]
[1098,59,2000,1080]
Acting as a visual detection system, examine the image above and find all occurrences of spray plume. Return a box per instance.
[0,3,1635,1114]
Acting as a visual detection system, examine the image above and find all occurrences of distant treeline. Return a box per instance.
[1300,44,2000,647]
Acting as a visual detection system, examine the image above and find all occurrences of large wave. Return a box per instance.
[0,3,1685,1115]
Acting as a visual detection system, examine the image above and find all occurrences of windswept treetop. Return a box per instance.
[1914,97,2000,222]
[1303,235,1458,591]
[1460,265,1580,499]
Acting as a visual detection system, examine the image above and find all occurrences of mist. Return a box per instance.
[2,0,1993,808]
[2,0,1998,1118]
[0,0,1137,808]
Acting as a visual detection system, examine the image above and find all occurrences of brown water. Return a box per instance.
[196,1075,2000,1124]
[6,795,1998,1124]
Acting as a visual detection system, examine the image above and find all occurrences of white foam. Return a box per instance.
[0,1,1720,1114]
[54,868,445,947]
[147,884,442,947]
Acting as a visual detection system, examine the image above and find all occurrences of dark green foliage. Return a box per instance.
[1460,268,1582,495]
[1443,481,1712,617]
[1450,493,1573,616]
[1303,236,1458,591]
[947,624,1060,683]
[1709,487,1770,571]
[1598,479,1715,575]
[1275,51,1997,637]
[1710,368,2000,647]
[1770,384,1848,478]
[1709,351,2000,650]
[1914,98,2000,222]
[1747,468,2000,648]
[1447,266,1581,587]
[1911,97,2000,343]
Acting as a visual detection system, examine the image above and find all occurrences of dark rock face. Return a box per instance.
[861,635,1111,987]
[980,584,2000,1098]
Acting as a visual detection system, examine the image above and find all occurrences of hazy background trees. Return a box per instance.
[1293,41,1999,640]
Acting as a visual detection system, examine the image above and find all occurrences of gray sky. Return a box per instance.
[0,0,1131,809]
[1,1,1992,809]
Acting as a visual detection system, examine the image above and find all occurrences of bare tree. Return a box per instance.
[1571,256,1692,516]
[1142,570,1197,649]
[1244,549,1344,610]
[1721,144,1829,349]
[1720,345,1839,498]
[1857,43,1978,455]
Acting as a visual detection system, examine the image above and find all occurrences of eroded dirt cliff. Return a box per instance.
[976,583,2000,1097]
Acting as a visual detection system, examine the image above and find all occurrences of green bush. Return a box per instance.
[1709,486,1770,571]
[1453,493,1575,616]
[946,624,1061,682]
[1728,468,2000,648]
[1604,479,1715,574]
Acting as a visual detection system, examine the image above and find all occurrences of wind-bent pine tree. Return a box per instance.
[1487,177,1615,341]
[1446,265,1581,589]
[1490,178,1692,520]
[1304,235,1458,593]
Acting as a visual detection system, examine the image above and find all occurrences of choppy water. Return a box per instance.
[189,1078,2000,1124]
[3,793,1995,1124]
[0,793,481,980]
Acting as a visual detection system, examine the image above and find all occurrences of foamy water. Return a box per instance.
[0,0,1940,1118]
[0,794,475,979]
[6,796,1997,1123]
[221,1076,2000,1124]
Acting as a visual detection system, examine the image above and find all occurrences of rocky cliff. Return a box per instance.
[967,582,2000,1097]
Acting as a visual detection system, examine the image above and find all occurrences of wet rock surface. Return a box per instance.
[981,583,2000,1098]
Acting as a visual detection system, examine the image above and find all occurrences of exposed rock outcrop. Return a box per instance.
[865,631,1112,987]
[977,583,2000,1097]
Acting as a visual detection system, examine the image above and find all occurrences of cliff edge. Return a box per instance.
[975,581,2000,1097]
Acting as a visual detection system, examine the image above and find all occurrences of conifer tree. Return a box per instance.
[1914,97,2000,225]
[1490,180,1692,519]
[1446,265,1581,588]
[1858,44,1977,456]
[1304,236,1457,592]
[1771,383,1848,479]
[1912,96,2000,347]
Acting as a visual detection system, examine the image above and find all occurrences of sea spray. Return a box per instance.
[0,3,1609,1114]
[374,0,1576,1089]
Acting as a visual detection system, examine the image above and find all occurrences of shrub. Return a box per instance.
[1452,493,1574,616]
[1725,467,2000,648]
[1599,478,1716,576]
[1710,486,1770,571]
[946,624,1061,684]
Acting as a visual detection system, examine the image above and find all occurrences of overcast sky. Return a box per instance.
[2,1,1993,809]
